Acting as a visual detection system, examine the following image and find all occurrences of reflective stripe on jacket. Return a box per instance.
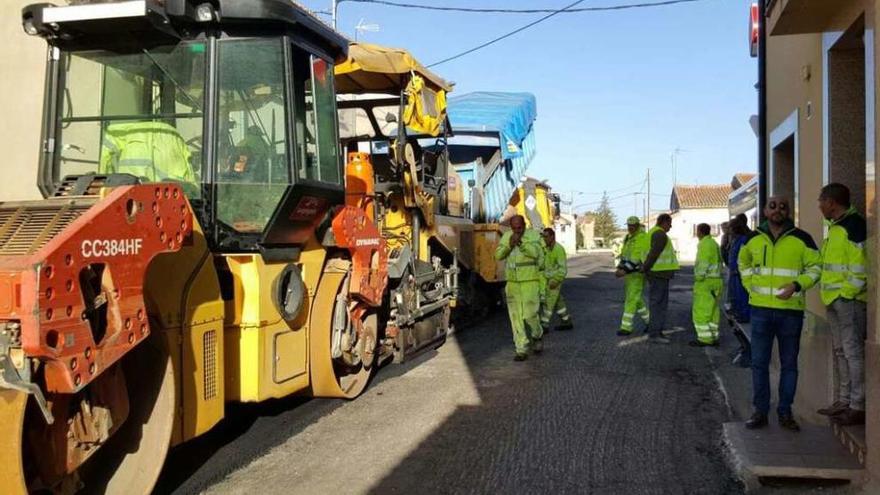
[695,235,722,281]
[820,207,868,305]
[738,221,821,311]
[495,229,544,282]
[647,226,679,271]
[542,243,567,286]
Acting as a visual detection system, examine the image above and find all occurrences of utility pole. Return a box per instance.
[331,0,339,29]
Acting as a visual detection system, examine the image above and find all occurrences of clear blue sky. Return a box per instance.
[302,0,758,223]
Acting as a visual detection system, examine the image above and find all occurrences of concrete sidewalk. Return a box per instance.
[710,306,866,493]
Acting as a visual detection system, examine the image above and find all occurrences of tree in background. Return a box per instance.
[594,192,618,246]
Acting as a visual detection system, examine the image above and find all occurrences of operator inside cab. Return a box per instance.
[99,121,197,186]
[223,124,273,182]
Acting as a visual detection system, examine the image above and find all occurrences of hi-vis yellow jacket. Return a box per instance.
[621,228,649,265]
[820,207,868,305]
[738,221,821,311]
[542,242,568,287]
[100,122,195,183]
[495,229,544,283]
[694,235,723,282]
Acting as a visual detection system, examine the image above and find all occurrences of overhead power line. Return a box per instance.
[427,0,587,67]
[424,0,706,67]
[346,0,703,14]
[578,178,647,196]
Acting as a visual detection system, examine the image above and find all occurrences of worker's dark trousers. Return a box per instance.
[647,276,669,337]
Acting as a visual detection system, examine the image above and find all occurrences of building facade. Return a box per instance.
[577,214,596,250]
[728,172,759,228]
[554,213,577,254]
[1,0,46,201]
[762,0,880,479]
[667,184,732,262]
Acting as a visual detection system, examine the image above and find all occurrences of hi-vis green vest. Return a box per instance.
[738,222,821,311]
[621,228,649,264]
[694,235,722,281]
[100,122,195,184]
[495,229,544,282]
[647,226,679,271]
[820,207,868,305]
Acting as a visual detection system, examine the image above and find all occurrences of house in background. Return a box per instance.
[554,213,577,254]
[576,214,596,250]
[667,184,732,262]
[729,172,758,228]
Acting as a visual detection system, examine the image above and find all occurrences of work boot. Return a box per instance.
[648,335,671,345]
[555,322,574,331]
[745,412,768,429]
[532,339,543,354]
[616,330,631,337]
[779,414,800,432]
[833,408,866,426]
[817,401,849,416]
[514,353,528,362]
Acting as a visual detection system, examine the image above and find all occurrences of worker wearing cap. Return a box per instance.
[540,228,574,332]
[691,223,723,346]
[496,215,545,361]
[615,216,650,335]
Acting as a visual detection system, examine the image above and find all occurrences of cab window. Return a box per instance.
[215,38,289,234]
[291,49,341,185]
[56,43,205,198]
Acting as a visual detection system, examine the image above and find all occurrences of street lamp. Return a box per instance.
[560,190,584,216]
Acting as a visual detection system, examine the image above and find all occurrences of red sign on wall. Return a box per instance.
[750,2,760,58]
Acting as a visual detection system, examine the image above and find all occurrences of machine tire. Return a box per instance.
[309,258,374,399]
[18,332,175,494]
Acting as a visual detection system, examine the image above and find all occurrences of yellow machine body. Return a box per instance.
[219,239,330,402]
[144,219,226,445]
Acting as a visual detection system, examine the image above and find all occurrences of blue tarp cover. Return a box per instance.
[447,92,537,159]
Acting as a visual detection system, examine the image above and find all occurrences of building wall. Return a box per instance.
[554,214,577,254]
[765,27,834,428]
[668,208,728,262]
[765,1,880,476]
[0,1,46,201]
[578,221,595,250]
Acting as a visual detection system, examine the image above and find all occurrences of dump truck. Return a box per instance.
[1,1,455,493]
[429,92,558,310]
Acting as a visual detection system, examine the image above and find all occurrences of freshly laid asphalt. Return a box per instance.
[157,253,744,495]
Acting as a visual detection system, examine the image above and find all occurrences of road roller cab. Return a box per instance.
[2,1,374,493]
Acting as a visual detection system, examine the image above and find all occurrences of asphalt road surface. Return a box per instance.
[156,253,743,495]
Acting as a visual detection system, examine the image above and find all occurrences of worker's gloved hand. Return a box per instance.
[549,280,560,290]
[614,269,625,279]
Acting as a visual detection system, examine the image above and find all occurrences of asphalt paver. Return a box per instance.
[158,253,743,494]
